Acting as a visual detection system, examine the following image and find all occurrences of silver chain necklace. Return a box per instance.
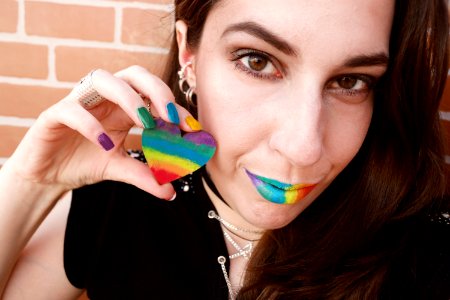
[209,210,262,300]
[223,231,253,260]
[208,210,264,235]
[218,256,237,300]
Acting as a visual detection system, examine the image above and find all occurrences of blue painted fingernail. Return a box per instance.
[166,102,180,125]
[98,133,114,151]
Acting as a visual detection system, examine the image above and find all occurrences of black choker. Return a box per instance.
[201,167,230,208]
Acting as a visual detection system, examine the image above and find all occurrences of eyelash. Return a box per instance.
[326,75,376,98]
[231,49,282,81]
[230,48,377,100]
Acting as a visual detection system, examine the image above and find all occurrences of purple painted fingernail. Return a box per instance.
[98,133,114,151]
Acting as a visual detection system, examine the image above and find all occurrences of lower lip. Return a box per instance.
[245,170,317,205]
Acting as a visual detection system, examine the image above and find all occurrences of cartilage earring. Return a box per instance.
[178,62,197,107]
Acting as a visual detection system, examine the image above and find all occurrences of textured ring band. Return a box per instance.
[74,70,105,109]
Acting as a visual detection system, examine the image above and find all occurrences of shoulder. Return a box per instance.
[417,210,450,262]
[428,210,450,226]
[412,210,450,299]
[381,207,450,299]
[64,160,226,298]
[418,208,450,253]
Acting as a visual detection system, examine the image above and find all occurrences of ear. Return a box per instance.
[175,20,196,87]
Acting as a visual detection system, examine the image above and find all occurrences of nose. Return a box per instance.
[269,83,324,167]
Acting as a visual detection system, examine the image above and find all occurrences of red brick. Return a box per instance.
[0,126,29,157]
[0,0,18,33]
[440,76,450,112]
[0,84,70,118]
[442,120,450,156]
[124,133,142,150]
[0,42,48,79]
[25,2,115,42]
[122,8,173,48]
[55,46,168,82]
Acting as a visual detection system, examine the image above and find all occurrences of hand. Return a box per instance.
[5,66,197,199]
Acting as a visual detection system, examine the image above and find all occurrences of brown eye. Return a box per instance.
[337,76,358,89]
[327,74,375,102]
[247,55,268,71]
[233,49,282,80]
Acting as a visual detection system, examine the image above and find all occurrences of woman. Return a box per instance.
[1,0,449,299]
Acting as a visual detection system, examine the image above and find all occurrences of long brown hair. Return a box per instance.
[164,0,449,298]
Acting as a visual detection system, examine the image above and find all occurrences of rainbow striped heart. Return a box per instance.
[142,119,216,184]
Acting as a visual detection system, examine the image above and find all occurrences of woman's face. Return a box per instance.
[188,0,394,229]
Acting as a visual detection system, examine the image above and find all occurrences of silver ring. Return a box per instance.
[73,70,105,109]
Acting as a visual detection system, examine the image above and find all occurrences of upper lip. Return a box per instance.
[245,169,318,190]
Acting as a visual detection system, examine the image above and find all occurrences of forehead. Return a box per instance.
[204,0,394,59]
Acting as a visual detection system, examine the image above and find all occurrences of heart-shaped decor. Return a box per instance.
[142,119,217,184]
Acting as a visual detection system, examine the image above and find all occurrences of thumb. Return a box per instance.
[105,153,176,200]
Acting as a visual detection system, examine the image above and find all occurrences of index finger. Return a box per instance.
[81,69,151,129]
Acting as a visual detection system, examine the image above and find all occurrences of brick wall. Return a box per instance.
[0,0,449,168]
[0,0,173,165]
[0,1,448,298]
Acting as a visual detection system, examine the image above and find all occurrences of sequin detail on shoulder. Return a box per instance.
[429,211,450,226]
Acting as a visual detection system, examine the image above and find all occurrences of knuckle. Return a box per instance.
[91,69,109,86]
[127,65,147,74]
[92,68,107,78]
[38,107,52,122]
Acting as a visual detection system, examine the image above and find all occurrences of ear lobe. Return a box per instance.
[175,20,196,86]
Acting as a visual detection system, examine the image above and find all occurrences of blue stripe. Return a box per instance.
[142,135,214,165]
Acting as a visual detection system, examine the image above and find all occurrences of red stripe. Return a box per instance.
[151,167,180,184]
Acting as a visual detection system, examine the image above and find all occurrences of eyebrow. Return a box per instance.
[343,53,389,68]
[222,21,297,56]
[222,21,389,68]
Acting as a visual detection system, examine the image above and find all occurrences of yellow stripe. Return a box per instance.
[284,190,299,204]
[143,148,200,173]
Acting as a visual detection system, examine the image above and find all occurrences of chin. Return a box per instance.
[239,185,323,230]
[241,201,306,230]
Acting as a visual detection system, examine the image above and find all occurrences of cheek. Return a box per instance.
[195,78,247,164]
[194,48,282,135]
[326,102,373,167]
[195,65,259,146]
[194,73,276,178]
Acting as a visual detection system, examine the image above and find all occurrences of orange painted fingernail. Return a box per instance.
[185,116,202,131]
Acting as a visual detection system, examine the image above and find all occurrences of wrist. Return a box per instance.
[0,160,67,211]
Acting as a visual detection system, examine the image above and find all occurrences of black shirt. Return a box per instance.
[65,169,450,299]
[65,172,230,300]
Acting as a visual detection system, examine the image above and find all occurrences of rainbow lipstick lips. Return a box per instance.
[245,169,317,204]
